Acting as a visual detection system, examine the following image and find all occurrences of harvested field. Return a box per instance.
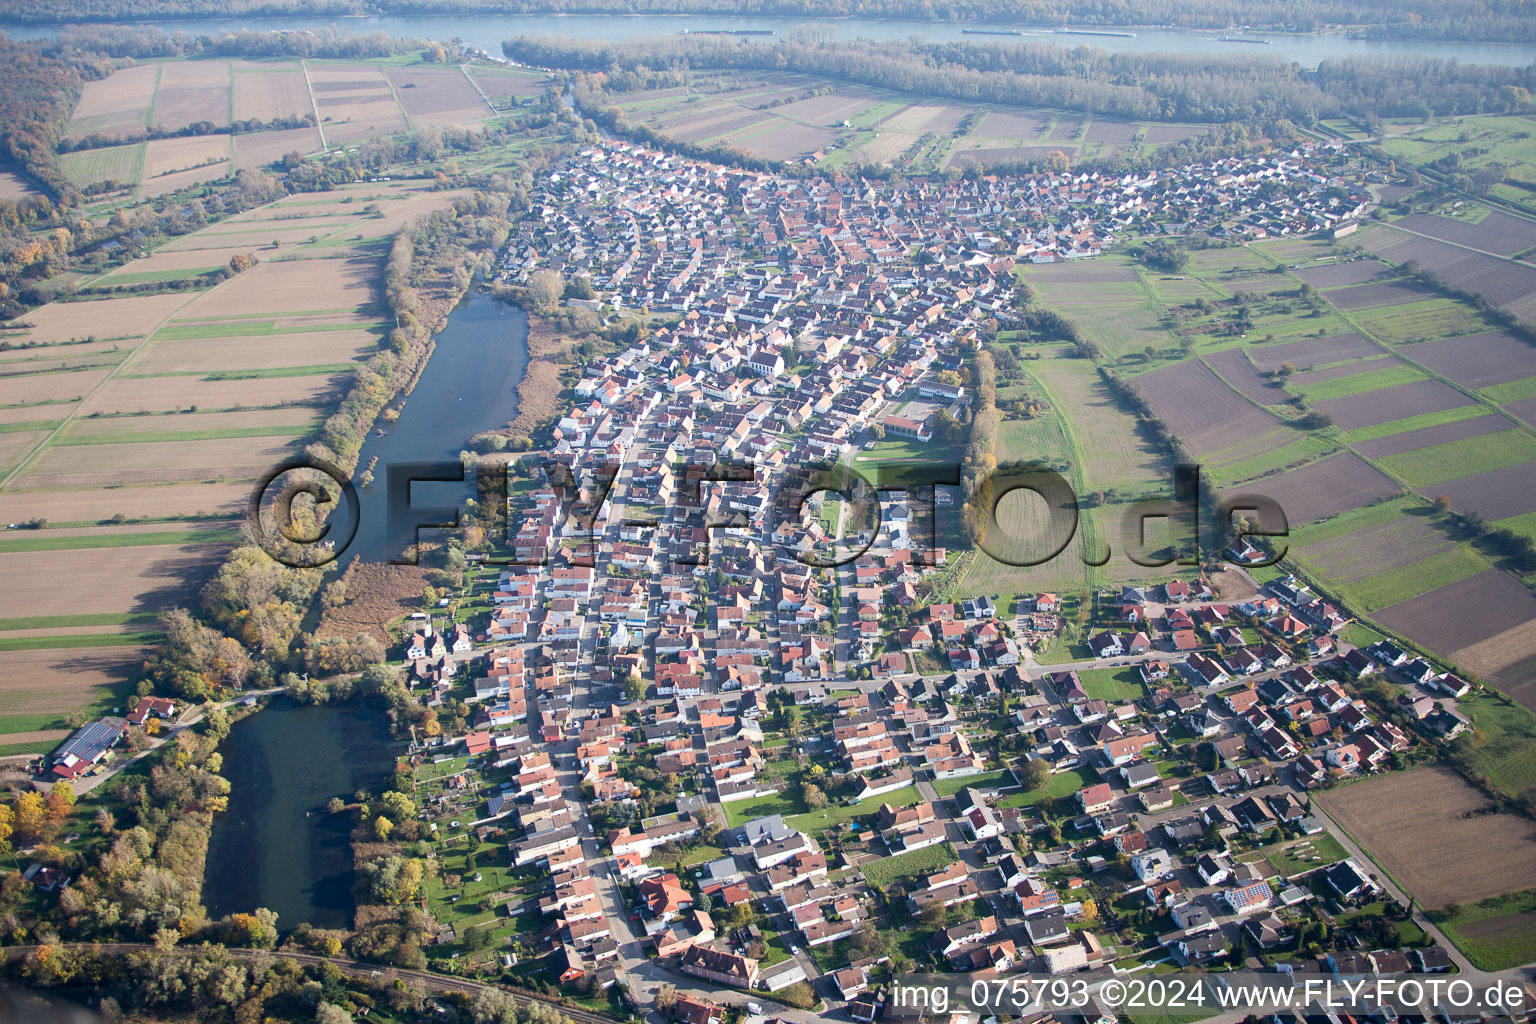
[1049,116,1082,140]
[0,480,250,523]
[1228,451,1399,525]
[4,292,193,346]
[317,560,434,646]
[174,254,380,318]
[0,431,48,473]
[0,543,226,620]
[1294,259,1389,288]
[1129,358,1283,454]
[772,90,883,126]
[1407,331,1536,388]
[1421,460,1536,521]
[1325,278,1437,310]
[731,123,838,161]
[1083,120,1138,144]
[467,68,549,104]
[976,110,1046,138]
[1454,619,1536,708]
[948,146,1071,169]
[1021,261,1139,285]
[233,126,324,170]
[1320,767,1536,909]
[1377,569,1536,660]
[1317,378,1473,430]
[0,366,111,407]
[134,328,377,375]
[232,68,313,122]
[13,435,296,489]
[0,647,148,721]
[152,61,232,131]
[1205,348,1291,405]
[1248,332,1379,371]
[79,372,345,416]
[386,67,491,125]
[1353,413,1511,458]
[0,172,40,202]
[140,136,232,198]
[68,63,158,138]
[1396,211,1536,257]
[1142,124,1204,144]
[678,112,772,145]
[61,407,319,441]
[309,66,408,144]
[1288,354,1398,386]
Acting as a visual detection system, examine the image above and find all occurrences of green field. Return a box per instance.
[1480,375,1536,404]
[1434,890,1536,970]
[862,841,958,888]
[1293,363,1427,403]
[0,631,163,651]
[1075,666,1146,701]
[1378,429,1536,487]
[929,768,1012,799]
[784,785,923,836]
[59,143,146,189]
[723,788,806,828]
[998,765,1099,809]
[1342,404,1490,442]
[0,528,237,553]
[1261,834,1347,877]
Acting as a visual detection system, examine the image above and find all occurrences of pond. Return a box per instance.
[204,698,400,932]
[343,288,528,563]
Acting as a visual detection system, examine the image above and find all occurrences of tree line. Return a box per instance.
[1,0,1530,42]
[507,34,1536,126]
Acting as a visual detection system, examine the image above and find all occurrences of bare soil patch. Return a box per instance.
[232,68,313,122]
[1397,211,1536,258]
[68,64,158,139]
[1317,378,1473,430]
[1320,767,1536,908]
[0,366,111,407]
[1419,461,1536,521]
[0,543,227,619]
[1353,414,1510,458]
[0,647,148,720]
[1407,331,1536,389]
[14,435,297,489]
[234,126,324,170]
[1294,259,1388,288]
[135,328,376,375]
[1228,451,1400,524]
[5,293,192,345]
[1377,569,1536,658]
[1205,348,1291,405]
[79,372,345,415]
[386,67,490,124]
[1248,332,1380,371]
[0,480,249,523]
[153,61,232,131]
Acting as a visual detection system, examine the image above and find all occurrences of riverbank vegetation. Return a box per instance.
[509,35,1536,127]
[0,0,1529,43]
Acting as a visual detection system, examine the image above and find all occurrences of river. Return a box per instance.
[4,12,1535,67]
[343,289,528,564]
[204,698,400,932]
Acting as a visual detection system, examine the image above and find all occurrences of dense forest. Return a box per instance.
[508,34,1536,124]
[0,0,1532,42]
